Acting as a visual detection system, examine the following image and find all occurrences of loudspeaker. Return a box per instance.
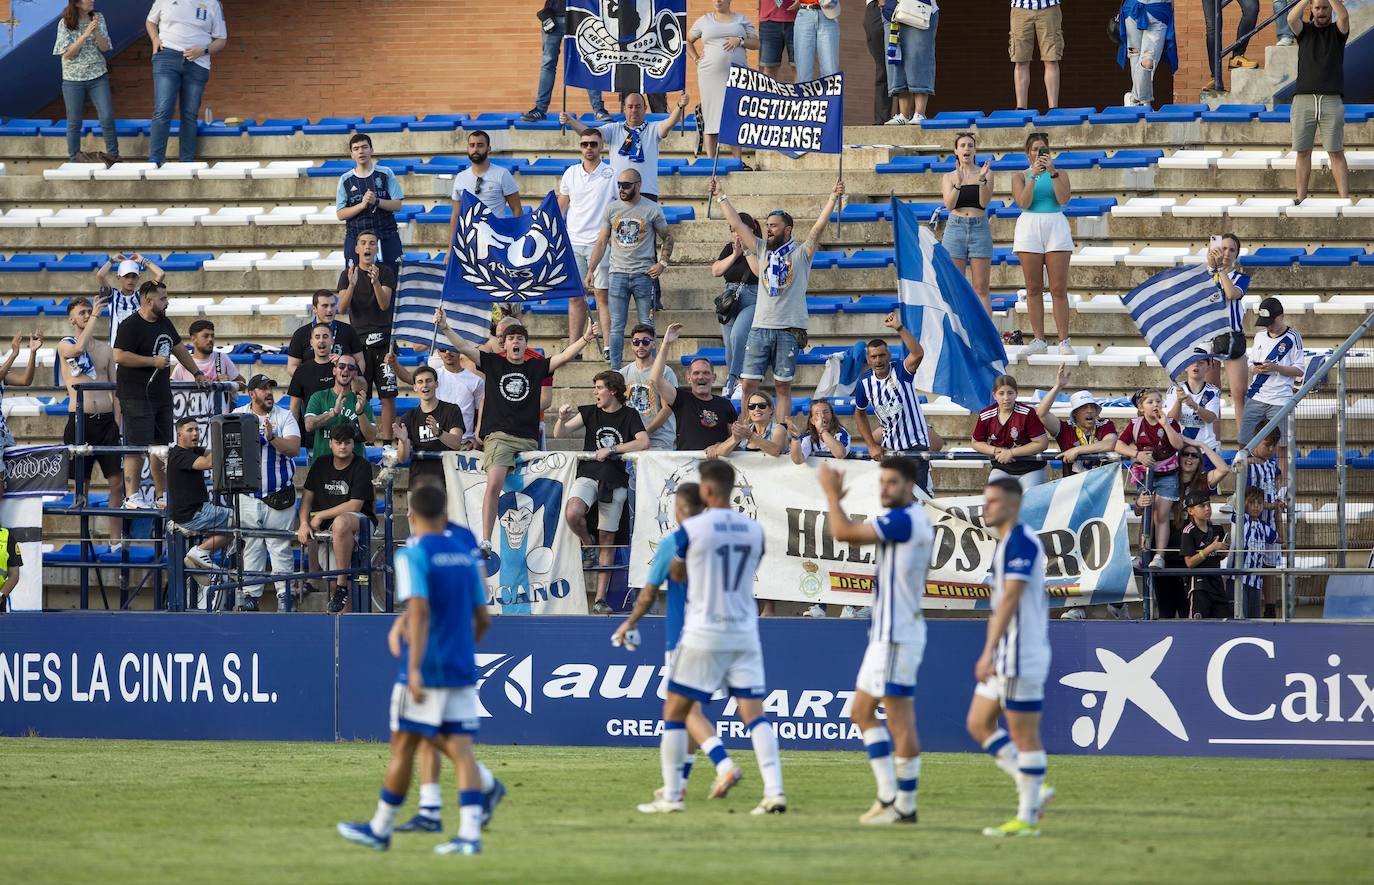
[207,413,261,494]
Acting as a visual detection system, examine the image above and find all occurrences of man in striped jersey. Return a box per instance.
[233,375,301,612]
[818,456,933,825]
[1246,428,1286,617]
[853,312,942,494]
[966,477,1054,837]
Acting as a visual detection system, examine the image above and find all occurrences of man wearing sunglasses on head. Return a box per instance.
[444,131,524,264]
[559,127,617,355]
[304,355,378,464]
[586,169,672,371]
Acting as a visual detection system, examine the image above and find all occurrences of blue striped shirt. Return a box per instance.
[1237,515,1279,591]
[1217,270,1251,332]
[854,363,930,451]
[1247,458,1281,530]
[233,404,299,498]
[1010,0,1060,8]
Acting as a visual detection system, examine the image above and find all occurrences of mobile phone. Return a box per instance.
[1209,235,1222,250]
[1037,147,1049,157]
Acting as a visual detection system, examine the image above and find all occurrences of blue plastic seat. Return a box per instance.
[845,295,898,314]
[798,346,849,365]
[679,348,727,367]
[1246,247,1307,266]
[260,353,290,366]
[376,157,421,175]
[875,155,935,174]
[1087,106,1148,124]
[1031,107,1094,126]
[1099,148,1164,168]
[488,157,530,174]
[1051,150,1107,170]
[921,111,983,130]
[990,200,1022,219]
[989,153,1030,172]
[413,156,468,175]
[246,118,306,135]
[806,297,845,315]
[367,114,418,133]
[979,109,1037,128]
[992,247,1021,266]
[0,119,50,136]
[394,205,425,223]
[45,544,93,565]
[198,120,247,136]
[837,249,894,270]
[45,398,71,415]
[1344,104,1374,124]
[990,292,1019,312]
[662,205,695,224]
[1146,103,1206,123]
[1297,450,1362,469]
[1257,105,1293,123]
[469,113,518,130]
[114,118,152,136]
[410,114,470,132]
[523,158,579,176]
[811,250,844,269]
[679,157,744,176]
[0,298,43,316]
[1063,196,1118,217]
[160,252,214,272]
[46,298,72,314]
[0,254,56,272]
[835,202,890,223]
[51,253,106,272]
[306,159,354,178]
[1202,103,1264,122]
[1299,247,1364,267]
[524,300,568,315]
[656,159,682,176]
[304,116,363,135]
[1358,253,1374,267]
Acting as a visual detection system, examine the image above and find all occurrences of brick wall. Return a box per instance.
[43,0,1229,125]
[1175,1,1278,98]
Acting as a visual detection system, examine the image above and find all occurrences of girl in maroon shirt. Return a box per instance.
[1116,388,1189,568]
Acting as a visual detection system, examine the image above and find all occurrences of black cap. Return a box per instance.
[1255,297,1284,327]
[1183,490,1212,509]
[246,374,277,390]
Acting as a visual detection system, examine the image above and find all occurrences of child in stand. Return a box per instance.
[1236,486,1280,619]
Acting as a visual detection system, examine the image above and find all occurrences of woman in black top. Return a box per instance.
[941,132,994,314]
[709,212,761,401]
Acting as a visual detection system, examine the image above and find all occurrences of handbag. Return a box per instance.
[714,282,744,326]
[1109,8,1121,43]
[894,0,932,30]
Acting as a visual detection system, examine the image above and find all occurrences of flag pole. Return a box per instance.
[833,145,844,239]
[561,81,568,136]
[705,140,721,221]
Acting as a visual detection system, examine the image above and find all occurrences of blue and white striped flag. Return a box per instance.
[1121,265,1230,379]
[891,197,1008,412]
[392,262,490,352]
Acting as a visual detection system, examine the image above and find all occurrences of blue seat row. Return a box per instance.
[876,149,1161,175]
[307,155,739,179]
[914,103,1374,128]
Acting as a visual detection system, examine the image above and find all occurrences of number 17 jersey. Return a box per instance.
[671,508,765,652]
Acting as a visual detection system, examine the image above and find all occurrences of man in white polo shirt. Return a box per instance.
[146,0,228,165]
[559,127,617,356]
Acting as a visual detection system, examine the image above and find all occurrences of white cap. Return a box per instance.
[116,259,142,277]
[1068,390,1098,414]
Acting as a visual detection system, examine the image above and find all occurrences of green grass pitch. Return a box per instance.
[2,739,1370,883]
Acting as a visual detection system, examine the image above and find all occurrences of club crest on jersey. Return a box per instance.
[499,373,531,402]
[574,0,685,78]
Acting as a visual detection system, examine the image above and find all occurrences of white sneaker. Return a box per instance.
[1277,35,1295,46]
[1022,338,1049,356]
[841,605,870,619]
[184,548,215,587]
[1148,554,1165,569]
[652,785,685,805]
[637,796,684,814]
[1058,339,1075,355]
[802,604,826,618]
[909,112,927,124]
[1123,91,1139,107]
[750,794,787,815]
[883,114,909,126]
[860,799,916,825]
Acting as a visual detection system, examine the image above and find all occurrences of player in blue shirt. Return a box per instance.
[613,482,741,802]
[966,477,1055,838]
[819,457,934,825]
[336,482,501,857]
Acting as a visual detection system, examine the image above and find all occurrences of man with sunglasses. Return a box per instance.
[304,355,378,463]
[444,131,523,260]
[561,92,688,203]
[586,169,672,371]
[714,178,844,422]
[623,324,677,451]
[559,127,616,353]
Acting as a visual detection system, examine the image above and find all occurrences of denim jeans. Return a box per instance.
[793,6,840,82]
[1125,12,1168,104]
[720,283,758,388]
[886,13,939,96]
[61,74,118,159]
[608,272,655,370]
[149,49,210,164]
[536,15,605,114]
[1273,0,1294,39]
[1202,0,1259,76]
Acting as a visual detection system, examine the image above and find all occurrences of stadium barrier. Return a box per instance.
[2,613,1370,760]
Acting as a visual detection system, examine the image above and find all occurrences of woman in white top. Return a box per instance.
[688,0,760,165]
[146,0,228,164]
[711,393,788,458]
[789,399,850,463]
[1010,131,1074,356]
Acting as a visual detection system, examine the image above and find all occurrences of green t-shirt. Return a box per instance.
[304,387,375,461]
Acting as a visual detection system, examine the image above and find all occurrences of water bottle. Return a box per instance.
[203,106,213,126]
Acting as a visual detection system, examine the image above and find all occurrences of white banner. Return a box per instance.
[0,498,43,611]
[629,455,1137,609]
[441,451,588,615]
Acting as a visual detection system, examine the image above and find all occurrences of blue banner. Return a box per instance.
[718,66,844,158]
[442,191,585,303]
[6,616,1372,760]
[563,0,687,94]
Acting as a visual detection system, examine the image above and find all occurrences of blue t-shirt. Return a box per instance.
[336,166,404,238]
[646,540,686,651]
[395,525,486,688]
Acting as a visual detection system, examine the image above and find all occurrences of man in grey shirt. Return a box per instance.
[714,178,843,421]
[587,169,673,371]
[621,323,677,450]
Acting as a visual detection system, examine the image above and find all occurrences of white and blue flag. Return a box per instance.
[1121,264,1230,379]
[891,197,1008,413]
[719,66,844,159]
[392,262,490,352]
[443,191,585,304]
[564,0,687,94]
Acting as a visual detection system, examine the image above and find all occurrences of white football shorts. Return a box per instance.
[390,683,480,736]
[855,635,926,699]
[667,644,767,701]
[974,674,1046,711]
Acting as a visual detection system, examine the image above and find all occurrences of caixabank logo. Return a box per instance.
[1052,627,1374,759]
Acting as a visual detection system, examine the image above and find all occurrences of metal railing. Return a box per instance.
[1213,0,1301,85]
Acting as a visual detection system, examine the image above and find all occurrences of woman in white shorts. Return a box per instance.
[1011,132,1074,356]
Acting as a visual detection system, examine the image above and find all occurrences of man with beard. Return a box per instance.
[232,375,301,611]
[713,178,844,421]
[648,322,738,453]
[112,280,205,507]
[286,289,365,378]
[338,231,399,444]
[288,324,341,459]
[444,131,523,256]
[562,91,688,203]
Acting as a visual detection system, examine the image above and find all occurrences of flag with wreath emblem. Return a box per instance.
[441,191,585,303]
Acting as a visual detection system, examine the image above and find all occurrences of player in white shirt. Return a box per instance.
[638,459,786,816]
[818,457,933,825]
[966,477,1055,837]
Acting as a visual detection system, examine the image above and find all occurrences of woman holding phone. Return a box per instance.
[1011,132,1073,356]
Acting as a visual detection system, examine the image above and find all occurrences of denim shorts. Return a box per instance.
[1149,470,1181,502]
[887,14,939,96]
[759,20,795,67]
[943,214,993,260]
[182,502,231,532]
[742,327,800,383]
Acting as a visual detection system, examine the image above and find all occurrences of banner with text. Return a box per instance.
[629,456,1137,608]
[718,66,844,158]
[442,451,588,616]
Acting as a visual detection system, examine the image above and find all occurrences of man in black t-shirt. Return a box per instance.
[1287,0,1350,202]
[436,310,595,552]
[285,289,366,377]
[167,416,231,600]
[648,322,738,452]
[337,231,400,443]
[112,281,206,507]
[554,370,649,613]
[287,323,341,457]
[393,366,466,486]
[299,424,377,614]
[1179,491,1231,619]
